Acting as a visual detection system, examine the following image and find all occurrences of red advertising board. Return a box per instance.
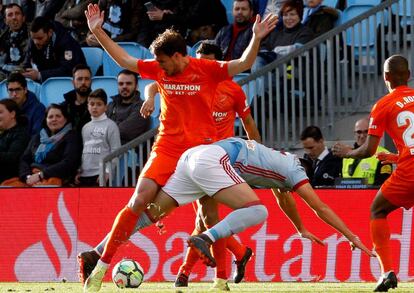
[0,188,413,282]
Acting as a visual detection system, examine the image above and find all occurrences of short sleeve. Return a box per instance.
[137,59,160,80]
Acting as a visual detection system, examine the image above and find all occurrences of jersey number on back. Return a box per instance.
[397,110,414,147]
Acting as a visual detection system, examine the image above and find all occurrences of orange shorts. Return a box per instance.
[139,147,181,186]
[381,173,414,209]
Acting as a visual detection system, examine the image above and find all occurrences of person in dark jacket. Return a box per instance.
[17,103,81,186]
[6,72,45,136]
[86,0,142,47]
[214,0,254,61]
[300,125,341,187]
[0,98,30,184]
[0,3,30,80]
[61,64,92,134]
[23,16,86,82]
[106,69,149,144]
[302,0,339,37]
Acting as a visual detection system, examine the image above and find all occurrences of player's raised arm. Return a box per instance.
[227,14,278,76]
[295,183,375,257]
[271,188,324,245]
[333,135,381,159]
[85,4,139,73]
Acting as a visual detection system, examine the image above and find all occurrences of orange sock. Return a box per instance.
[179,228,201,276]
[370,218,393,273]
[211,238,227,279]
[226,236,247,261]
[101,206,139,264]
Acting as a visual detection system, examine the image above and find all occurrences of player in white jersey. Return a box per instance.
[92,137,374,270]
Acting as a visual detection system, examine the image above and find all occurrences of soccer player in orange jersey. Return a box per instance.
[81,4,278,292]
[333,55,414,292]
[142,40,261,289]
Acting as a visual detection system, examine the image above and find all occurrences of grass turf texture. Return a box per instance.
[1,282,414,292]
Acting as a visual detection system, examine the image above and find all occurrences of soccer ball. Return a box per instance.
[112,259,144,289]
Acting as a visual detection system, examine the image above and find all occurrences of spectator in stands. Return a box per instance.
[61,64,92,134]
[254,0,313,68]
[18,0,67,24]
[215,0,254,61]
[55,0,95,45]
[0,98,30,185]
[76,89,121,187]
[85,0,142,47]
[302,0,339,37]
[4,103,81,187]
[107,69,149,145]
[136,0,188,48]
[185,0,228,46]
[23,16,86,82]
[6,72,45,136]
[300,125,341,187]
[341,117,392,186]
[0,3,30,81]
[253,0,290,18]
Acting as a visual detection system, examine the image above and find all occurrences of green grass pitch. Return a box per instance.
[1,282,414,293]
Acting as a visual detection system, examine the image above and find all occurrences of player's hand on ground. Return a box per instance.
[332,142,353,158]
[376,151,398,164]
[140,98,155,118]
[253,14,278,40]
[85,4,104,33]
[300,230,325,246]
[349,236,376,257]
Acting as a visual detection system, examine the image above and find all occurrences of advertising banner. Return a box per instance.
[0,188,412,282]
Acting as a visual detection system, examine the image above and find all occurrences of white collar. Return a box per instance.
[317,147,329,161]
[91,113,107,121]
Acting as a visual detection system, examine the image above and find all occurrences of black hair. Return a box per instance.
[88,88,108,105]
[196,40,223,61]
[0,98,27,126]
[7,72,27,88]
[72,64,92,77]
[300,125,323,141]
[118,69,138,85]
[30,16,53,33]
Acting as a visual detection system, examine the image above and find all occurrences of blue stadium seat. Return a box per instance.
[91,76,118,97]
[346,0,380,6]
[40,77,73,106]
[341,5,379,58]
[221,0,234,23]
[0,79,41,100]
[103,42,153,76]
[189,40,204,57]
[81,47,103,76]
[392,0,413,25]
[323,0,339,9]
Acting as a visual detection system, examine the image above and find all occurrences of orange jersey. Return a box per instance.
[213,80,251,140]
[369,85,414,181]
[137,58,231,157]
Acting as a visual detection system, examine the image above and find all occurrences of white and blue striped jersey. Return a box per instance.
[214,138,309,191]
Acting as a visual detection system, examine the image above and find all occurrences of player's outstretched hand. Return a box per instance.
[332,142,353,158]
[253,14,278,40]
[376,151,398,164]
[85,4,104,33]
[349,236,376,257]
[300,230,325,246]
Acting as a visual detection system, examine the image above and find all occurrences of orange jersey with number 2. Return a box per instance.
[369,85,414,208]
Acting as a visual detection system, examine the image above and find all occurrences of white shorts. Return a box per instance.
[162,145,245,206]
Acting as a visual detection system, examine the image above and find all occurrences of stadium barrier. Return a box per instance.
[0,188,413,282]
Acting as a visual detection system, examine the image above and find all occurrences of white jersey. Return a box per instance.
[214,137,308,191]
[162,138,309,206]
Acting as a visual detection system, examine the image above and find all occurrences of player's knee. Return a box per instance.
[250,204,268,223]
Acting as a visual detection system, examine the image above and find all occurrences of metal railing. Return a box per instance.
[100,0,413,186]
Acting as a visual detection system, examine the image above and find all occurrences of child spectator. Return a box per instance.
[76,88,121,186]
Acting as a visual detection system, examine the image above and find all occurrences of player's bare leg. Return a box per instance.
[370,191,399,292]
